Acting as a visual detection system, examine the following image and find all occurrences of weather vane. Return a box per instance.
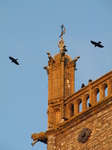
[59,24,65,38]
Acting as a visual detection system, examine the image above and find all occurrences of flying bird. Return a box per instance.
[9,56,19,65]
[91,40,104,48]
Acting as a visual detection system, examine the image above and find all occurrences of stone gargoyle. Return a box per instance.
[31,132,47,146]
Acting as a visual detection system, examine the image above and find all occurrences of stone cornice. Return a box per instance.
[45,95,112,136]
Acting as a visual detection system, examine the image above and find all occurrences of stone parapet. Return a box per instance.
[64,70,112,118]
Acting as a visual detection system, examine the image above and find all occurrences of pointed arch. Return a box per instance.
[68,103,74,117]
[85,94,90,108]
[94,88,100,102]
[103,83,108,98]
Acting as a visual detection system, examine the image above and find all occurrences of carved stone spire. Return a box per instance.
[58,38,65,53]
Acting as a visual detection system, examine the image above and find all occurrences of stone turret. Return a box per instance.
[46,25,80,128]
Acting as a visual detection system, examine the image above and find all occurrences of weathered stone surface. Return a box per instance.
[47,97,112,150]
[46,50,112,149]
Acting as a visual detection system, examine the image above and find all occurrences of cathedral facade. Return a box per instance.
[31,26,112,150]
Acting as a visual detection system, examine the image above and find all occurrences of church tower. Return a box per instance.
[46,25,80,128]
[31,25,112,150]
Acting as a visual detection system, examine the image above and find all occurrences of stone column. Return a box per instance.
[48,61,53,101]
[60,57,65,98]
[82,96,87,111]
[107,79,112,96]
[60,57,65,119]
[74,101,79,116]
[99,84,104,101]
[48,61,53,127]
[89,80,92,105]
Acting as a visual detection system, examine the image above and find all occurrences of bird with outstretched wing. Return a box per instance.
[91,40,104,48]
[9,56,19,65]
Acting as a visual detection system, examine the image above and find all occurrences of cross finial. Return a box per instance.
[58,24,67,54]
[60,24,64,30]
[59,24,65,39]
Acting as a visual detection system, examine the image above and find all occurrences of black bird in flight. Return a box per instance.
[9,56,19,65]
[91,40,104,48]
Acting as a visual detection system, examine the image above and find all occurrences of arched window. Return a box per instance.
[95,88,100,102]
[68,103,74,117]
[87,95,90,108]
[79,100,82,112]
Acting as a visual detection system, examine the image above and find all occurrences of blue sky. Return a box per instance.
[0,1,112,150]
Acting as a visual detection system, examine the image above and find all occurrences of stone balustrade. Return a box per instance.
[65,70,112,118]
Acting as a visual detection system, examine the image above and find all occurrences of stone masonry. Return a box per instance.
[31,26,112,149]
[46,95,112,150]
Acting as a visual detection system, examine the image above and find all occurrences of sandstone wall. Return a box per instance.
[47,96,112,150]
